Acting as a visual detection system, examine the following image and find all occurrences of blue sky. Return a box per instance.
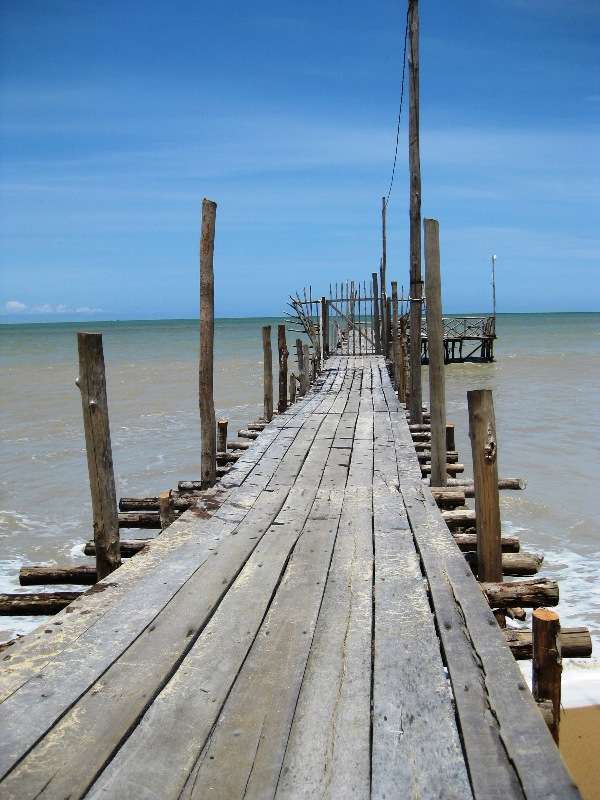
[1,0,599,319]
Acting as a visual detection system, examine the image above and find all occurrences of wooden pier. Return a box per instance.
[0,0,589,792]
[0,352,582,799]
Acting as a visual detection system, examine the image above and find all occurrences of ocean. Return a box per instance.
[1,313,599,704]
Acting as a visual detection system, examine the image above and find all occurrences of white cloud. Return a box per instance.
[5,300,27,312]
[3,300,103,314]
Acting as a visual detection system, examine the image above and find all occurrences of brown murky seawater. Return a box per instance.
[1,314,599,711]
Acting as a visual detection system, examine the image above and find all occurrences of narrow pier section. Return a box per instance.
[0,355,578,800]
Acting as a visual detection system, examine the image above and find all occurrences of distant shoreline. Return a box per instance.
[2,310,599,326]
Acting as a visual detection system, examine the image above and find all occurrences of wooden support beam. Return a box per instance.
[421,463,464,476]
[453,533,520,553]
[238,429,259,440]
[391,281,400,388]
[227,440,251,451]
[216,451,240,464]
[431,488,465,508]
[118,512,162,529]
[408,0,423,424]
[504,627,592,661]
[481,578,559,609]
[0,592,83,615]
[199,198,217,488]
[295,339,304,396]
[446,422,456,452]
[321,297,329,358]
[302,343,311,393]
[120,496,197,512]
[464,551,543,577]
[159,491,177,531]
[277,324,288,414]
[372,272,381,354]
[532,608,562,743]
[84,539,149,558]
[262,325,273,422]
[76,332,121,581]
[289,372,296,404]
[424,218,446,486]
[468,389,502,583]
[436,477,526,496]
[217,419,228,454]
[19,566,97,586]
[441,508,476,529]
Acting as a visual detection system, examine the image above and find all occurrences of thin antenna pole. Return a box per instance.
[491,254,497,318]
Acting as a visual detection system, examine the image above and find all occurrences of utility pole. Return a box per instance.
[408,0,423,423]
[491,254,497,318]
[381,196,387,294]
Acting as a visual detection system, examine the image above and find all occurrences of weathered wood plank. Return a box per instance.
[390,402,580,799]
[276,487,372,799]
[180,489,346,799]
[88,425,344,799]
[371,412,471,798]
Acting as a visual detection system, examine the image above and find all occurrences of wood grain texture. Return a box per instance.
[77,332,120,580]
[199,198,217,487]
[424,218,447,486]
[468,389,502,582]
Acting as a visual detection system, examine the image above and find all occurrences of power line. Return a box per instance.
[384,5,409,207]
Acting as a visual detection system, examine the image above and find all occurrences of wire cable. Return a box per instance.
[384,5,409,207]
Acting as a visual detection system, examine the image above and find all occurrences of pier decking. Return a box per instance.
[0,354,577,799]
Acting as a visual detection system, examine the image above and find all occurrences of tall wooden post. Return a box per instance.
[372,272,381,354]
[262,326,273,422]
[399,313,407,402]
[532,608,562,744]
[391,281,400,385]
[381,197,387,293]
[424,219,446,487]
[296,339,305,396]
[302,343,311,391]
[467,390,502,583]
[408,0,423,424]
[277,324,288,414]
[76,332,120,580]
[289,372,296,404]
[321,297,329,359]
[386,297,392,358]
[199,198,217,487]
[380,261,388,357]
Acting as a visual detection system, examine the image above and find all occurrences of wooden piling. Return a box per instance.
[277,324,288,414]
[468,389,502,584]
[199,198,217,488]
[159,491,177,530]
[424,219,446,487]
[302,343,311,391]
[262,325,273,422]
[289,372,296,404]
[295,338,304,394]
[217,419,228,454]
[446,422,456,452]
[76,332,121,580]
[321,297,329,358]
[532,608,562,743]
[408,0,423,423]
[391,281,400,388]
[372,272,381,354]
[385,297,393,358]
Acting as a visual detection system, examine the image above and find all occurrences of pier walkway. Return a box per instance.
[0,355,577,799]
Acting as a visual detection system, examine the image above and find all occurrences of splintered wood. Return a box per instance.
[0,355,579,800]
